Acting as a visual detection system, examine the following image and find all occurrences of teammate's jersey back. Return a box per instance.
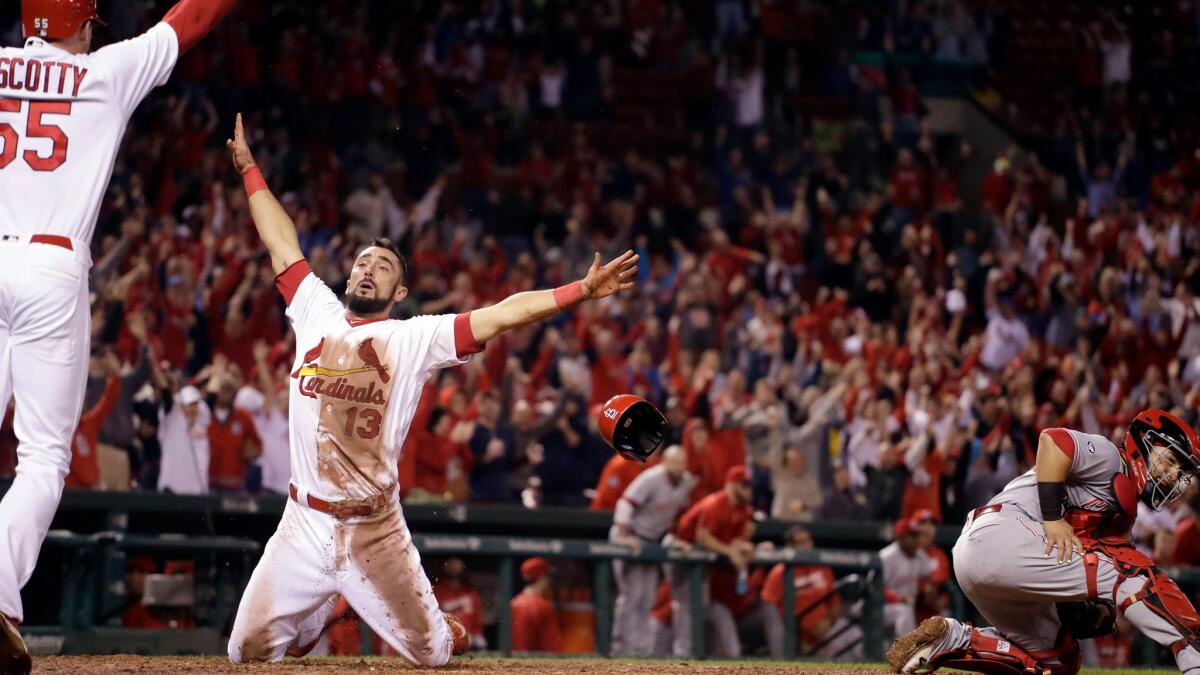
[0,25,177,243]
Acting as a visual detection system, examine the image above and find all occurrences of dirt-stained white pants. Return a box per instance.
[0,241,90,622]
[228,498,451,667]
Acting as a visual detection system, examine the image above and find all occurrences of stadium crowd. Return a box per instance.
[0,0,1198,548]
[0,0,1196,666]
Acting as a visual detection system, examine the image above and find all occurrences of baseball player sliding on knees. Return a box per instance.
[0,0,236,671]
[889,409,1200,674]
[223,114,638,666]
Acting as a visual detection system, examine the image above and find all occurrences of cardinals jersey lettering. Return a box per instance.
[986,428,1124,521]
[0,25,178,243]
[285,267,471,500]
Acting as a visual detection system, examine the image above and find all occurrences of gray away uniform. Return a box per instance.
[609,465,695,657]
[924,428,1200,673]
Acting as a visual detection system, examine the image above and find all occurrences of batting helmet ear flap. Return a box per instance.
[597,394,667,462]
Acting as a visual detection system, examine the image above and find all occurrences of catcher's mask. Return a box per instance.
[1124,409,1200,510]
[597,394,667,463]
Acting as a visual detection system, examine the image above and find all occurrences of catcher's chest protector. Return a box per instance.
[1065,472,1139,541]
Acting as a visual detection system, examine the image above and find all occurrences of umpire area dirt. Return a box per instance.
[30,655,886,674]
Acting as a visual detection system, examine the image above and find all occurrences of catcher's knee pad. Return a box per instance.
[928,629,1080,675]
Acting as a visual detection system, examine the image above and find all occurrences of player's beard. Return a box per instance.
[346,284,393,316]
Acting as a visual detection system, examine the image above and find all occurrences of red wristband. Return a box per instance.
[243,166,268,198]
[553,280,584,310]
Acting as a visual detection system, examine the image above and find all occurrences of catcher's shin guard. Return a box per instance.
[1118,571,1200,656]
[925,629,1080,675]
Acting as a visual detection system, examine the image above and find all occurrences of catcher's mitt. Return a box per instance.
[1056,599,1117,639]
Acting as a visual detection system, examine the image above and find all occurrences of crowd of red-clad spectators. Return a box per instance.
[3,0,1200,576]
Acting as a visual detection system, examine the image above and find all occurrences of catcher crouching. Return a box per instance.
[889,409,1200,674]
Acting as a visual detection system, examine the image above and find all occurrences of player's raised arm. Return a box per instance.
[162,0,239,53]
[468,251,639,344]
[226,114,304,275]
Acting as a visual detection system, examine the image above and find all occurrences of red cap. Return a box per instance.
[894,519,916,538]
[23,0,104,40]
[911,508,938,525]
[520,557,549,582]
[725,465,750,485]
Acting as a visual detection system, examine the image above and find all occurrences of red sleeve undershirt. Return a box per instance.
[273,260,311,305]
[1044,427,1076,461]
[163,0,239,53]
[454,312,484,359]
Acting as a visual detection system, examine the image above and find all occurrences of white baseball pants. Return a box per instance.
[0,239,90,622]
[228,498,452,667]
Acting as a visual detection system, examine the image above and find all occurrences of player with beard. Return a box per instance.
[223,114,639,665]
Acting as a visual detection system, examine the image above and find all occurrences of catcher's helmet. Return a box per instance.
[597,394,667,463]
[1123,408,1200,509]
[23,0,104,40]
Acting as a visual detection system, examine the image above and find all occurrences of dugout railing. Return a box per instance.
[19,485,1200,665]
[411,533,884,660]
[31,529,883,660]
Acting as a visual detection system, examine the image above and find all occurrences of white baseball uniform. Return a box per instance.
[0,20,183,623]
[880,542,935,639]
[255,407,291,496]
[155,395,210,495]
[227,261,481,666]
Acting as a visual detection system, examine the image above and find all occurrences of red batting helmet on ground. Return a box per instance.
[23,0,104,40]
[596,394,667,463]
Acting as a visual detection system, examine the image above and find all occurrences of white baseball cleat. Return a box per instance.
[887,616,948,674]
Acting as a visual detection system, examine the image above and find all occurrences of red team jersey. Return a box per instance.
[433,582,484,641]
[207,407,261,491]
[67,376,119,489]
[761,563,842,638]
[510,592,562,653]
[676,490,752,545]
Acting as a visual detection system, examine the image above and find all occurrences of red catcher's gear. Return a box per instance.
[930,628,1081,675]
[1124,409,1200,509]
[23,0,104,40]
[1064,473,1139,542]
[596,394,667,462]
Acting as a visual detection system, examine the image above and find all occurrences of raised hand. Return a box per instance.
[225,113,257,175]
[581,250,638,300]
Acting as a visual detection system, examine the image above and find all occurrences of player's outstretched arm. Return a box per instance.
[226,114,304,275]
[163,0,239,53]
[468,251,638,344]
